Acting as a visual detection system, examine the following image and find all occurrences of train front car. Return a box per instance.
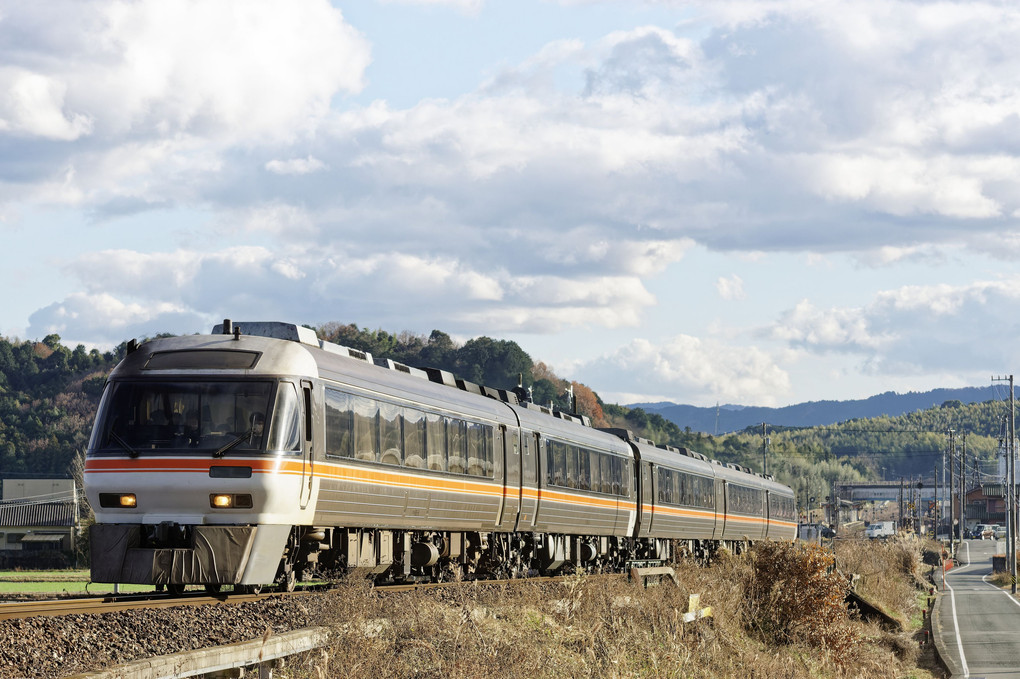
[84,322,316,592]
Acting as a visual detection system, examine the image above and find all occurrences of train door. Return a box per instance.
[299,380,314,510]
[517,431,539,529]
[495,425,520,531]
[638,460,653,536]
[714,479,726,540]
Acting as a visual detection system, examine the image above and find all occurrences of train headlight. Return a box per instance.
[210,494,253,509]
[99,493,137,508]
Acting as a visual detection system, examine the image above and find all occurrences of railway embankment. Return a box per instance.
[0,538,944,678]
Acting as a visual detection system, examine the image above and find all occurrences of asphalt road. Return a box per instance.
[935,539,1020,678]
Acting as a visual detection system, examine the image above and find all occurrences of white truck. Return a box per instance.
[865,521,896,539]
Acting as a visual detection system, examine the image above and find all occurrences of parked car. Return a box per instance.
[976,524,998,540]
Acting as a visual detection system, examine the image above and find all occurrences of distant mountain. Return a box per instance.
[627,386,1010,435]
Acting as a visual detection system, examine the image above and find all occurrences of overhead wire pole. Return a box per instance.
[993,374,1016,594]
[949,429,955,555]
[960,433,966,549]
[761,423,769,476]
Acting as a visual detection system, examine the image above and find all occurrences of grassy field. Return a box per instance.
[0,570,156,596]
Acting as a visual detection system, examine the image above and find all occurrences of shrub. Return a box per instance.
[744,541,861,662]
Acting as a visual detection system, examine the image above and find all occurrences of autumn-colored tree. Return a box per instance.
[571,381,606,427]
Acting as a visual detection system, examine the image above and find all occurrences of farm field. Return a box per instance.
[0,570,153,597]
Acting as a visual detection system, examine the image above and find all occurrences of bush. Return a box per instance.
[744,541,861,662]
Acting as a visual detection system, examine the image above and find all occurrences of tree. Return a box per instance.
[454,337,533,390]
[571,382,606,427]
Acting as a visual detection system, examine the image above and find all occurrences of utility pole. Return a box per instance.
[993,375,1016,593]
[899,477,904,530]
[960,432,966,547]
[994,375,1016,593]
[934,465,939,537]
[949,429,956,554]
[761,423,769,476]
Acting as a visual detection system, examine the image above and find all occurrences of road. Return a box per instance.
[935,539,1020,677]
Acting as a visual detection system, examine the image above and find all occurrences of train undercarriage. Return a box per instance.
[90,522,753,594]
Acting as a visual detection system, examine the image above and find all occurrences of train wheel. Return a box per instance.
[166,583,185,596]
[236,583,263,595]
[204,584,222,595]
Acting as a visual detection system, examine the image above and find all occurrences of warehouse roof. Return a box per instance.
[0,501,75,528]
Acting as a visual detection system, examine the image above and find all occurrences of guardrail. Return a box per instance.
[66,626,330,679]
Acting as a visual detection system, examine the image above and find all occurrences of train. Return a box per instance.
[83,320,797,592]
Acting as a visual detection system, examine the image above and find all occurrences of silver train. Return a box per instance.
[84,321,797,592]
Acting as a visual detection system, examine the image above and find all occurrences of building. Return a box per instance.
[0,479,79,558]
[964,483,1009,530]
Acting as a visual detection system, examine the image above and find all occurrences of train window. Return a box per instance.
[94,380,274,454]
[610,456,621,495]
[425,413,446,471]
[551,441,566,487]
[577,449,591,491]
[447,418,467,474]
[597,454,610,494]
[595,454,605,494]
[466,422,481,476]
[325,389,353,458]
[352,396,379,463]
[565,445,578,488]
[403,408,425,469]
[378,402,402,466]
[267,382,301,452]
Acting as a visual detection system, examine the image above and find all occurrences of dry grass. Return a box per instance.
[281,541,943,679]
[834,536,928,628]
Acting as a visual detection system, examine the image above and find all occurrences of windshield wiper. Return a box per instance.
[212,429,254,459]
[109,430,140,459]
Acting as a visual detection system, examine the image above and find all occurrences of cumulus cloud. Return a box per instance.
[716,274,745,300]
[574,335,792,406]
[0,0,370,207]
[769,277,1020,374]
[9,0,1020,403]
[35,244,661,344]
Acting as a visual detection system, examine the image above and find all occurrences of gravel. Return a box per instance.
[0,594,330,678]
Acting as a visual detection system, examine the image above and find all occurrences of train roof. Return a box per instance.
[154,321,777,479]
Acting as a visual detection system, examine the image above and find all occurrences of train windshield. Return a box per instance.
[91,381,280,455]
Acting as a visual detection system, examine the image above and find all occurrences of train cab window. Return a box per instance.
[426,413,446,471]
[403,408,425,469]
[325,389,353,458]
[267,382,301,452]
[353,396,380,463]
[93,380,274,455]
[378,402,402,466]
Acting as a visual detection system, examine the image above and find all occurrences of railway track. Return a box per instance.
[0,590,267,621]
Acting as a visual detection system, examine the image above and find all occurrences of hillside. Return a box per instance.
[631,386,1009,434]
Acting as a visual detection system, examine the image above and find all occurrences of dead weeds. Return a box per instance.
[285,540,944,678]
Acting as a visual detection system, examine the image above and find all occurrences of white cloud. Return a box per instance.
[575,335,792,406]
[0,68,94,140]
[9,0,1020,410]
[716,274,745,300]
[265,156,327,175]
[769,276,1020,374]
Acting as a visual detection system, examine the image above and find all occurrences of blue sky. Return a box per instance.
[3,0,1020,408]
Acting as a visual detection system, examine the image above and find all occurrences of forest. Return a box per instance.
[0,323,1011,510]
